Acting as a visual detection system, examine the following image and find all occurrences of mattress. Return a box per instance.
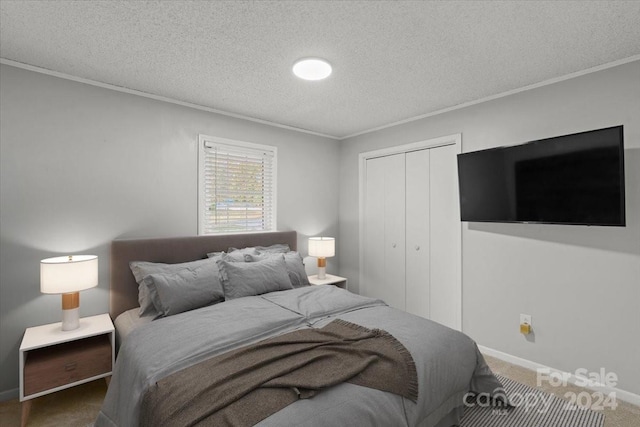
[97,285,504,427]
[113,307,153,349]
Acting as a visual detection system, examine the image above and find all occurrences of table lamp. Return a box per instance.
[308,237,335,280]
[40,255,98,331]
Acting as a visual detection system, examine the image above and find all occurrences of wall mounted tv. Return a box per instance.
[457,125,625,226]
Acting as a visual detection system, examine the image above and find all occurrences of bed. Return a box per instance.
[96,231,504,427]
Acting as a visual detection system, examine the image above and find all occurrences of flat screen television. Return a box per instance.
[457,126,625,226]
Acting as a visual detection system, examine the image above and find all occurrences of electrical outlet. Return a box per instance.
[520,314,532,326]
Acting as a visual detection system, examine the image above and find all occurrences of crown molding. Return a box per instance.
[0,58,340,140]
[342,55,640,140]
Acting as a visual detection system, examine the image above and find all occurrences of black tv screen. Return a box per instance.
[457,126,625,226]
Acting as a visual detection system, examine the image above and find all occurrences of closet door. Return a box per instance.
[363,154,406,310]
[360,135,461,330]
[363,156,386,303]
[384,154,406,310]
[405,150,431,318]
[429,143,461,330]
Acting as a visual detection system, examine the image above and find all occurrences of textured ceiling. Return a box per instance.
[1,1,639,139]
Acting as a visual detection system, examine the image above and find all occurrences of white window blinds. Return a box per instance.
[198,135,277,234]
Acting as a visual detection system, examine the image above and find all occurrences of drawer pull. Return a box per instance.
[65,362,77,371]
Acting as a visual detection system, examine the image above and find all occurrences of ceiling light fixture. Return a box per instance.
[292,58,332,81]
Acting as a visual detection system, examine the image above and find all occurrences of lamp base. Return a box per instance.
[61,308,80,331]
[317,266,327,280]
[316,257,328,280]
[61,292,80,331]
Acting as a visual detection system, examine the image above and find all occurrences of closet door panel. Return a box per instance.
[362,156,387,302]
[405,150,430,318]
[382,154,406,310]
[429,144,461,330]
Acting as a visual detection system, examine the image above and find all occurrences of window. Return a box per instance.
[198,135,277,234]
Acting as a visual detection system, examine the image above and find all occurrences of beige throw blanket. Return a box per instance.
[140,319,418,427]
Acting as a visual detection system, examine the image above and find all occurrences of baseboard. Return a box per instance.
[478,345,640,406]
[0,387,19,402]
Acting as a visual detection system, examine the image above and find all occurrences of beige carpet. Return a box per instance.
[0,379,106,427]
[484,355,640,427]
[1,356,638,426]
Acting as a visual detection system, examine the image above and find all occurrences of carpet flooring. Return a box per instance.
[0,355,638,426]
[484,355,640,427]
[462,374,604,426]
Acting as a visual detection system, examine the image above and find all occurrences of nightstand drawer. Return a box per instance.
[24,334,111,396]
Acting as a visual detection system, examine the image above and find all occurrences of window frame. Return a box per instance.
[198,134,277,235]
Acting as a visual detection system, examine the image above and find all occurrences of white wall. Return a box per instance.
[338,61,640,396]
[0,64,340,398]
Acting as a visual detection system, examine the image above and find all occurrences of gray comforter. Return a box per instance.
[96,286,503,427]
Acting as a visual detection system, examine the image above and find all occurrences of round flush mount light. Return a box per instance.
[292,58,332,81]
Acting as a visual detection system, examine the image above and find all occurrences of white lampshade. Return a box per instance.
[41,255,98,294]
[308,237,335,258]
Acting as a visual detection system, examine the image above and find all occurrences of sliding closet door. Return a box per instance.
[362,154,406,310]
[429,143,461,330]
[405,150,431,318]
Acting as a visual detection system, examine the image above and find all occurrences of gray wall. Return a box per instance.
[338,61,640,395]
[0,64,340,398]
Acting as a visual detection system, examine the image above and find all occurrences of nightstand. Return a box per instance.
[19,313,114,426]
[308,274,348,290]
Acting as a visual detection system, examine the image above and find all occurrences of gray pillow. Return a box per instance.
[206,248,257,261]
[221,251,252,262]
[142,261,224,318]
[217,255,293,299]
[130,258,216,316]
[233,243,290,254]
[256,243,291,253]
[245,252,310,288]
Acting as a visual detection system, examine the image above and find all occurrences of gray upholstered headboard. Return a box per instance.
[110,231,297,319]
